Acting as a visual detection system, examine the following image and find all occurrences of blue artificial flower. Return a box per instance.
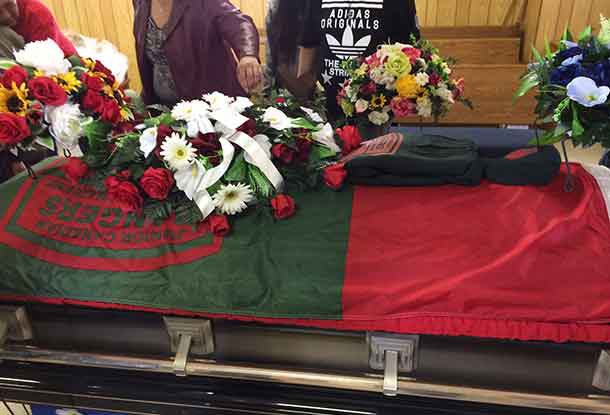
[562,54,583,66]
[557,46,583,63]
[567,77,610,107]
[550,64,586,86]
[586,59,610,87]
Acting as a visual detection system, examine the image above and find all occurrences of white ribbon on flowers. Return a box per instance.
[227,131,284,192]
[177,104,285,220]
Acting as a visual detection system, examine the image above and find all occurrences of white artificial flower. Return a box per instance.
[139,127,158,158]
[368,110,390,126]
[203,92,234,111]
[417,96,433,118]
[300,106,324,123]
[262,107,294,130]
[160,132,197,170]
[45,103,84,151]
[355,99,369,113]
[171,100,214,137]
[415,72,430,87]
[213,183,254,215]
[14,39,71,75]
[244,134,272,164]
[345,84,358,102]
[435,86,455,104]
[231,96,254,113]
[370,67,394,87]
[312,123,341,154]
[175,159,207,200]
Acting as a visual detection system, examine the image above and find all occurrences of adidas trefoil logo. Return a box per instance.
[326,27,372,60]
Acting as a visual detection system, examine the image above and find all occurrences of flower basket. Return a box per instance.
[337,39,471,135]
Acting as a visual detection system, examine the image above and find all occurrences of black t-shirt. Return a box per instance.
[303,0,420,116]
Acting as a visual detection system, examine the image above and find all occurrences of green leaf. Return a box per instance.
[579,25,593,41]
[529,129,564,146]
[248,165,273,198]
[35,135,55,151]
[0,59,16,70]
[144,112,174,128]
[83,118,112,143]
[544,36,553,57]
[514,72,540,100]
[531,46,544,63]
[67,55,84,68]
[225,152,247,182]
[310,144,336,162]
[291,117,319,131]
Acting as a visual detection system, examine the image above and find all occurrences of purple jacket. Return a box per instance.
[133,0,260,104]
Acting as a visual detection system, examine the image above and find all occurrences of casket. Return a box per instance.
[1,128,610,415]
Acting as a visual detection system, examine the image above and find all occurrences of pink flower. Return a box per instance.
[402,47,422,63]
[360,81,377,96]
[429,73,442,86]
[365,52,382,69]
[390,97,417,117]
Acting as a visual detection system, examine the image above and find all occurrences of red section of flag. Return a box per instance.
[343,165,610,332]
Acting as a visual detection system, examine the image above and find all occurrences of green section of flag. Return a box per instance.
[0,161,353,319]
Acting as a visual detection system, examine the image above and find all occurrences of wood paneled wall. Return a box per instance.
[39,0,610,91]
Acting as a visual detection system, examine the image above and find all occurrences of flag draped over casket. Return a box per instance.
[1,159,610,344]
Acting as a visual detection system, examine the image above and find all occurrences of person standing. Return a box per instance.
[304,0,421,117]
[133,0,264,106]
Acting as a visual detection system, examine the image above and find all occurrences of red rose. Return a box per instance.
[27,102,43,126]
[27,77,68,106]
[139,167,174,201]
[402,47,422,63]
[107,180,143,213]
[360,81,377,96]
[63,158,89,184]
[429,73,441,87]
[191,133,221,156]
[335,125,362,155]
[323,163,348,190]
[237,118,257,137]
[0,113,30,146]
[101,99,121,123]
[93,60,114,79]
[271,143,296,165]
[208,214,231,237]
[296,138,312,162]
[1,65,28,88]
[275,97,286,104]
[81,72,105,91]
[270,194,296,220]
[82,89,105,113]
[113,121,136,136]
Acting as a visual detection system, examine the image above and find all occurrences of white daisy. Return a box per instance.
[213,183,254,215]
[160,133,197,170]
[171,100,214,137]
[415,72,430,87]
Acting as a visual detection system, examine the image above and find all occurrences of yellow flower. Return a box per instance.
[354,63,368,78]
[54,71,82,93]
[384,52,412,78]
[396,75,422,98]
[370,94,387,109]
[83,58,96,72]
[120,106,133,121]
[0,83,29,116]
[103,84,115,97]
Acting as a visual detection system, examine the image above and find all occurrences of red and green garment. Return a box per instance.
[1,159,610,344]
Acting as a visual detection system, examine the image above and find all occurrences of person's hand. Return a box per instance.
[236,56,263,93]
[0,0,18,27]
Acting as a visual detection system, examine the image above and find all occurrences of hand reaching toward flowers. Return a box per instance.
[237,56,263,93]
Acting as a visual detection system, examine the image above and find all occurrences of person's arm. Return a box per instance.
[0,0,18,27]
[0,25,24,58]
[15,0,77,56]
[212,0,262,93]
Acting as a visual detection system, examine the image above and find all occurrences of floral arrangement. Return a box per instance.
[0,39,131,159]
[0,40,354,234]
[338,39,470,127]
[516,15,610,147]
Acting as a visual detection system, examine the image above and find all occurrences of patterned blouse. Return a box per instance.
[145,17,179,105]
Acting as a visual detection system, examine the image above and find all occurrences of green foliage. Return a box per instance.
[225,152,247,182]
[248,166,274,198]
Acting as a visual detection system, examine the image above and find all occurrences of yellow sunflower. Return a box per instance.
[370,94,387,109]
[0,83,29,116]
[54,72,82,93]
